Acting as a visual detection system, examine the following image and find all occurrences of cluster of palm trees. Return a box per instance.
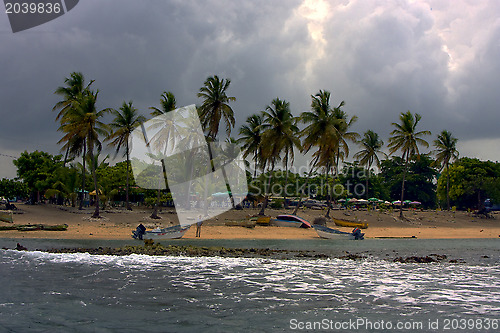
[53,73,237,218]
[53,71,459,220]
[238,94,459,219]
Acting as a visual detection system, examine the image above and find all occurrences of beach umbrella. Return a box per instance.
[403,200,412,205]
[357,199,369,204]
[392,200,401,205]
[338,199,346,202]
[368,197,379,202]
[410,201,421,205]
[384,201,391,205]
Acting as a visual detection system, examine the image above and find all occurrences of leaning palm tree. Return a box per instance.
[59,90,110,218]
[238,113,265,178]
[53,72,94,209]
[107,101,146,210]
[388,111,431,218]
[354,130,386,199]
[147,91,177,219]
[258,98,298,215]
[433,130,459,210]
[197,75,236,140]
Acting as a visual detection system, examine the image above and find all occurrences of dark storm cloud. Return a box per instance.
[1,0,500,178]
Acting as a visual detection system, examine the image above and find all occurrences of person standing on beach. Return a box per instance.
[196,215,203,237]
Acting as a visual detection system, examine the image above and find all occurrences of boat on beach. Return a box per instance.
[333,217,368,229]
[132,224,190,240]
[272,215,312,228]
[249,216,272,226]
[313,224,365,240]
[0,211,13,223]
[225,220,257,228]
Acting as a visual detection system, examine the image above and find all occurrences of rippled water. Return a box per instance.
[1,244,499,332]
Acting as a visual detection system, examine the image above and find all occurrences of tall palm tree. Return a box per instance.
[433,130,459,210]
[354,130,386,198]
[238,113,265,178]
[300,90,357,217]
[148,91,177,219]
[299,90,337,216]
[59,90,110,218]
[53,72,94,209]
[388,111,431,218]
[197,75,236,140]
[107,101,146,210]
[258,98,298,215]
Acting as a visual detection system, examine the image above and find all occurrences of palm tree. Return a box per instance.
[59,90,110,218]
[107,101,146,210]
[433,130,459,210]
[258,98,298,215]
[299,90,336,216]
[238,113,264,178]
[300,90,357,217]
[53,72,94,209]
[197,75,236,140]
[148,91,177,219]
[354,130,386,199]
[331,104,359,175]
[388,111,431,218]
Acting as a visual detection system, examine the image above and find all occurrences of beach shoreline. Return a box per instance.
[1,203,499,240]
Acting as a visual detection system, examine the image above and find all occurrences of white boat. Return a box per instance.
[272,215,312,228]
[313,225,364,240]
[132,224,190,240]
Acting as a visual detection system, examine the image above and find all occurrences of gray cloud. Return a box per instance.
[1,0,499,179]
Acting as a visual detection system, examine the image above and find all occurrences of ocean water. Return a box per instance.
[0,239,499,332]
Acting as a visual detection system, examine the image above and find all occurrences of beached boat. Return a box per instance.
[333,218,368,229]
[132,224,190,240]
[313,225,364,240]
[272,215,312,228]
[225,220,257,228]
[249,216,272,226]
[0,211,13,223]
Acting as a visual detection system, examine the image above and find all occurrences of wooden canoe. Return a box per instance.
[249,216,272,226]
[0,211,13,223]
[333,218,368,229]
[225,220,257,228]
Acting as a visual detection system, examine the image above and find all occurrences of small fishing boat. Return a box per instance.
[313,225,364,240]
[249,216,272,226]
[225,220,257,228]
[333,217,368,229]
[0,211,13,223]
[132,224,190,240]
[272,215,312,228]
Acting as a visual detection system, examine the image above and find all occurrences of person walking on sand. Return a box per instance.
[196,215,203,237]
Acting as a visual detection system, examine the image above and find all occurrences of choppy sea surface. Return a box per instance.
[0,238,499,332]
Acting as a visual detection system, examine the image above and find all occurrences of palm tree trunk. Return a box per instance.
[283,152,289,209]
[399,157,409,219]
[325,165,332,218]
[258,164,273,216]
[445,162,450,211]
[79,141,86,210]
[126,145,132,211]
[365,162,372,200]
[90,148,100,218]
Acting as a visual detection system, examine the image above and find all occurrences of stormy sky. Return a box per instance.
[1,0,499,179]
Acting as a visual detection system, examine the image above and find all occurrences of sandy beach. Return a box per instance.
[1,203,499,240]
